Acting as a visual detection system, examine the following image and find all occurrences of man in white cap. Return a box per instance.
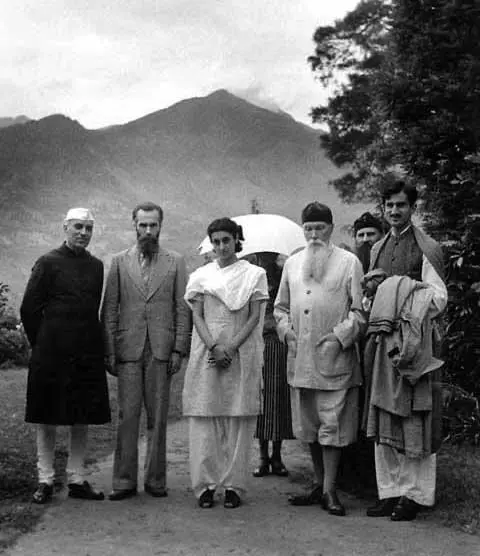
[20,207,110,504]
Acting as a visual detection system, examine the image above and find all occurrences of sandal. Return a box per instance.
[198,488,215,508]
[32,483,54,504]
[270,459,289,477]
[224,489,241,509]
[253,460,270,477]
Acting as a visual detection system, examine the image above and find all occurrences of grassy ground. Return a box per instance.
[1,366,480,552]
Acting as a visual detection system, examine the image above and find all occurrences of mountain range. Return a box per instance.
[0,89,367,305]
[0,115,30,129]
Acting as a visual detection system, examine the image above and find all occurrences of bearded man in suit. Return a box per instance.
[102,202,190,500]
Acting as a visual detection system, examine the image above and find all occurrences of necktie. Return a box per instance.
[140,255,150,284]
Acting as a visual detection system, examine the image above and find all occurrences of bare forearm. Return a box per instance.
[174,256,190,352]
[192,311,216,349]
[230,313,260,350]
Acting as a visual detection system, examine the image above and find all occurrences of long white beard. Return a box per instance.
[302,240,331,283]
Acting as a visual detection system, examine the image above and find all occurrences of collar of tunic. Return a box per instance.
[60,242,89,258]
[185,259,268,311]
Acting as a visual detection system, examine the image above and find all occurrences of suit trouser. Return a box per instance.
[37,424,88,485]
[189,416,256,498]
[113,339,171,490]
[375,443,436,506]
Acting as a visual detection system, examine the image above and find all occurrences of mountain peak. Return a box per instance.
[34,114,85,137]
[205,89,237,102]
[39,114,82,127]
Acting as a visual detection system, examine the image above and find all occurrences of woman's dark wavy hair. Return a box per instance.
[207,217,245,253]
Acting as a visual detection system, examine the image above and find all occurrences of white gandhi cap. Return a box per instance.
[64,207,95,222]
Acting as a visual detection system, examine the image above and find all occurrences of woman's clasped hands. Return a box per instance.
[208,342,235,369]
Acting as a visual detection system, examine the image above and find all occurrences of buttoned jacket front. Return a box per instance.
[101,245,190,362]
[274,246,365,391]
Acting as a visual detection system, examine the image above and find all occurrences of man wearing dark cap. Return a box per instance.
[353,212,385,273]
[274,202,365,516]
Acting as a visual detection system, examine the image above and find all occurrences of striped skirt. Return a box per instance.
[255,336,295,441]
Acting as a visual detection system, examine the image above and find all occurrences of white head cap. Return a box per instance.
[64,207,94,222]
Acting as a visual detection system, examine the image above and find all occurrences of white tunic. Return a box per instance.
[183,260,268,416]
[274,245,365,390]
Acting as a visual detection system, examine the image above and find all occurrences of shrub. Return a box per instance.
[0,282,30,367]
[442,383,480,446]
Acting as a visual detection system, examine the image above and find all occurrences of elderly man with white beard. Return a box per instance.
[274,202,365,516]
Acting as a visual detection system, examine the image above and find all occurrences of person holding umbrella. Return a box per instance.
[252,252,294,478]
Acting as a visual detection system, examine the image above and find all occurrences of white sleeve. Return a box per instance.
[273,264,292,343]
[421,255,448,314]
[333,257,367,348]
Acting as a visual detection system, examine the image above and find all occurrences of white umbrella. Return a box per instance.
[197,214,306,257]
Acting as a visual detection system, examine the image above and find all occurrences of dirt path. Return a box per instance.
[6,420,480,556]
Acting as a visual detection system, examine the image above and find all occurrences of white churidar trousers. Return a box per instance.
[375,443,436,506]
[37,424,88,485]
[189,416,256,498]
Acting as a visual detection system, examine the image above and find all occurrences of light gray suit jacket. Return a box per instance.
[101,245,190,362]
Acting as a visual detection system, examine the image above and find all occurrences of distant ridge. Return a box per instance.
[0,115,30,129]
[0,90,367,304]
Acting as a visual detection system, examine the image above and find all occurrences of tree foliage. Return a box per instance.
[0,282,29,367]
[308,0,394,202]
[310,0,480,398]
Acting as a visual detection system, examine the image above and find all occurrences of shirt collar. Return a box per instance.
[391,223,412,238]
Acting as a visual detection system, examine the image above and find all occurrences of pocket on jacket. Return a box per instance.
[314,341,349,379]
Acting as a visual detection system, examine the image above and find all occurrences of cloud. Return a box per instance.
[0,0,359,127]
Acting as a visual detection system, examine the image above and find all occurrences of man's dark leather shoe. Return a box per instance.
[68,481,104,500]
[366,497,399,517]
[32,483,54,504]
[224,489,241,509]
[198,488,215,508]
[321,491,346,516]
[390,496,422,521]
[288,485,323,506]
[144,484,168,498]
[108,487,138,501]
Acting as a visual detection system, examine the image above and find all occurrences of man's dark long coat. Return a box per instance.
[20,243,110,425]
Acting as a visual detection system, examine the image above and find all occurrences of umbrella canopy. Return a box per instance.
[197,213,306,257]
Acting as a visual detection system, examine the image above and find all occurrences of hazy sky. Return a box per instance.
[2,0,359,129]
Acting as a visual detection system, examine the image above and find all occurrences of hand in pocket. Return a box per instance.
[316,334,341,361]
[285,329,297,357]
